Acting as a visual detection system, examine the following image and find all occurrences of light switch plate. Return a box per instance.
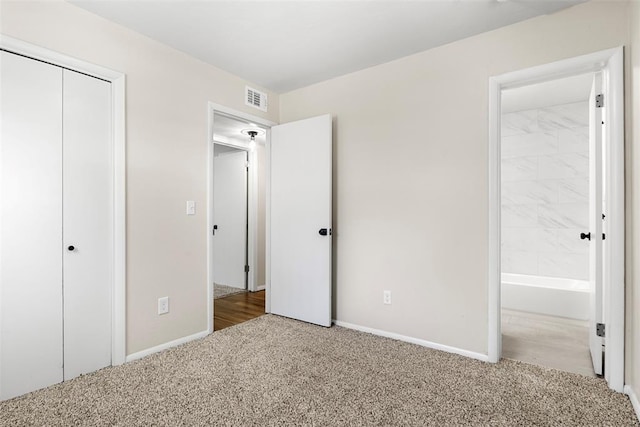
[186,201,196,215]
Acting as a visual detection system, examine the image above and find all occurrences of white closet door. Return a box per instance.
[0,52,64,400]
[62,70,112,380]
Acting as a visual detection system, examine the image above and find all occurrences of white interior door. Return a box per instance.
[588,73,604,376]
[62,69,112,380]
[270,114,332,327]
[0,52,64,400]
[213,149,248,289]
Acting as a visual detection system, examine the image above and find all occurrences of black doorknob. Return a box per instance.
[319,228,332,236]
[580,232,591,241]
[68,245,75,251]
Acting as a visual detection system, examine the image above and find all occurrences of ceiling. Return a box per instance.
[214,113,267,145]
[70,0,584,94]
[502,73,593,113]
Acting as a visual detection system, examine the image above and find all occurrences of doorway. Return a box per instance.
[488,47,625,392]
[213,143,249,295]
[499,73,594,377]
[209,108,272,331]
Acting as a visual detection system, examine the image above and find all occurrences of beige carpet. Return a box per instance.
[1,315,637,426]
[214,283,246,299]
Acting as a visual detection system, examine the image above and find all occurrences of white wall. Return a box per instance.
[0,0,279,355]
[280,1,630,355]
[501,102,590,280]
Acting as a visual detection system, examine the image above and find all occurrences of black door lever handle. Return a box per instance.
[580,232,591,240]
[319,228,331,236]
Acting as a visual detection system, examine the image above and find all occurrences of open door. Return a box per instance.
[269,114,332,327]
[588,73,604,376]
[213,149,248,289]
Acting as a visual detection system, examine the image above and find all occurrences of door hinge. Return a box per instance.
[596,93,604,108]
[596,323,605,337]
[244,265,250,273]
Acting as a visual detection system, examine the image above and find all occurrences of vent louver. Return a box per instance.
[245,86,268,112]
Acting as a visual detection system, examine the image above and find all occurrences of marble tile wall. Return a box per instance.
[501,101,589,280]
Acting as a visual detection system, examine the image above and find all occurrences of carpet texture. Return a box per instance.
[1,315,637,426]
[213,283,246,299]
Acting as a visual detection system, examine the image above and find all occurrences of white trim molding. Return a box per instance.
[125,330,209,363]
[334,320,489,363]
[0,35,127,367]
[625,385,640,422]
[488,47,625,392]
[206,102,276,334]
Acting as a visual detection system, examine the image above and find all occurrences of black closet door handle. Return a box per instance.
[68,245,75,251]
[580,232,591,241]
[319,228,332,236]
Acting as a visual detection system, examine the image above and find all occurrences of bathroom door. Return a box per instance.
[588,73,604,376]
[269,114,332,327]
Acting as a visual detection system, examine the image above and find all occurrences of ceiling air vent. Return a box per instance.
[245,86,268,112]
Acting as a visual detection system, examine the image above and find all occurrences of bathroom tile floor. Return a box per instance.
[501,309,596,378]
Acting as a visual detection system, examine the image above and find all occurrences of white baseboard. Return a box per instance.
[125,330,209,363]
[625,385,640,422]
[333,320,489,362]
[256,284,265,291]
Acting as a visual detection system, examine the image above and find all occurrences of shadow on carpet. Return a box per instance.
[1,315,637,426]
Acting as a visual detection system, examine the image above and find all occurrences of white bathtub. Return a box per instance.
[501,273,589,321]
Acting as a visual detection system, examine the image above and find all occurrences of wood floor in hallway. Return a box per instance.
[501,309,597,378]
[214,290,265,331]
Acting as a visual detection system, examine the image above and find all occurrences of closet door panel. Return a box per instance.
[0,52,64,400]
[62,69,112,380]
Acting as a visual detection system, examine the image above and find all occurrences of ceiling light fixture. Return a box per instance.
[247,130,258,145]
[240,128,265,137]
[241,128,264,149]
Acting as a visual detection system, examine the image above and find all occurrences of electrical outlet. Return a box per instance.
[158,296,169,315]
[383,290,392,305]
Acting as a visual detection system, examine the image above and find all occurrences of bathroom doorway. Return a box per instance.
[499,73,595,377]
[488,48,625,392]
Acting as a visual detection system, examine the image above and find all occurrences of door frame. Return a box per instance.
[0,35,127,367]
[206,102,275,334]
[487,47,625,392]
